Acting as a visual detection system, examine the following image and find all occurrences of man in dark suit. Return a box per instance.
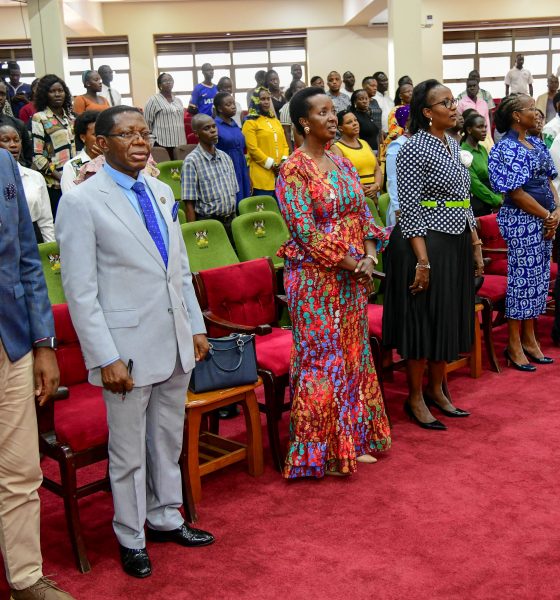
[0,148,74,599]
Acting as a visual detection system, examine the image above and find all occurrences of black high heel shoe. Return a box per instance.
[424,392,470,418]
[503,348,536,372]
[403,401,447,431]
[521,347,554,365]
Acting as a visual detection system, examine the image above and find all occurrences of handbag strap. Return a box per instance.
[207,338,247,372]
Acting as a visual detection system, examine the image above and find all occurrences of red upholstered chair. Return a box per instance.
[477,214,508,276]
[37,304,109,573]
[193,258,292,471]
[475,274,507,372]
[187,132,199,144]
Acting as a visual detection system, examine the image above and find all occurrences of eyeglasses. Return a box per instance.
[518,107,537,112]
[105,131,156,144]
[428,98,459,110]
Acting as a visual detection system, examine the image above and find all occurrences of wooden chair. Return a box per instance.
[193,258,292,471]
[37,304,109,573]
[181,379,264,522]
[150,146,170,163]
[174,144,197,161]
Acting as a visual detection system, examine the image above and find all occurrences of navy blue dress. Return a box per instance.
[489,130,558,319]
[215,116,251,205]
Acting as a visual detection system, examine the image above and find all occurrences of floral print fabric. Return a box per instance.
[276,149,391,478]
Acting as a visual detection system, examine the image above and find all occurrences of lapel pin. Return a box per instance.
[160,196,166,204]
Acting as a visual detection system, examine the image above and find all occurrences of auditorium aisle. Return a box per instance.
[1,318,558,600]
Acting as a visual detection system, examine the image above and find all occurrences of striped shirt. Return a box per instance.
[181,144,238,217]
[326,91,351,114]
[144,93,186,148]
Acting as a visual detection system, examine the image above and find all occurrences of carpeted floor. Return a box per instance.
[1,318,559,600]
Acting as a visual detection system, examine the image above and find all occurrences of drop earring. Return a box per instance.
[429,118,433,127]
[304,126,310,135]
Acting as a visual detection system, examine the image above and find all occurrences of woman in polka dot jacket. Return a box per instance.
[382,79,484,431]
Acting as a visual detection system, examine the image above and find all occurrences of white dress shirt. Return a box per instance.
[61,150,91,194]
[100,84,122,107]
[375,91,394,134]
[17,163,55,243]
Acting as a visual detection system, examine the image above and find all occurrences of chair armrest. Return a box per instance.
[482,247,508,254]
[372,269,385,281]
[52,386,69,401]
[276,294,288,307]
[203,311,272,336]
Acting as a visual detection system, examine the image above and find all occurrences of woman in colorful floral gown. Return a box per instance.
[276,87,391,479]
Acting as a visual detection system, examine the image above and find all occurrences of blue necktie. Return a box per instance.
[132,181,168,267]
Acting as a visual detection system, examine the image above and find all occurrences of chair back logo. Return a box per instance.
[255,202,265,211]
[195,230,209,248]
[48,254,61,273]
[253,220,266,238]
[170,168,181,180]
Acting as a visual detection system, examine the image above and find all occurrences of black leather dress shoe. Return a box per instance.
[403,401,447,431]
[424,393,470,417]
[119,545,152,578]
[146,523,215,547]
[522,347,554,365]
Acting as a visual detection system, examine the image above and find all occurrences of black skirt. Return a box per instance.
[382,224,474,362]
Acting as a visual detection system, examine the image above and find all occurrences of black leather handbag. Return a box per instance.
[189,333,258,393]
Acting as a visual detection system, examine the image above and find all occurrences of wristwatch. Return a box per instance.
[34,337,57,350]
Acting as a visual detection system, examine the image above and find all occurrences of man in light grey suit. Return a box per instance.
[55,106,214,579]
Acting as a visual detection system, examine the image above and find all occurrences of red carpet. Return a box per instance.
[2,318,560,599]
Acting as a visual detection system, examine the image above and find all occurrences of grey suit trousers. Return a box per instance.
[103,357,190,549]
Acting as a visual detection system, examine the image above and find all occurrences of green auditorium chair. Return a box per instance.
[237,195,281,216]
[38,241,66,304]
[377,192,390,225]
[231,211,289,270]
[178,208,187,224]
[157,160,183,200]
[181,220,239,273]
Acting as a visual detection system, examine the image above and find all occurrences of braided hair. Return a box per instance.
[493,93,529,133]
[408,79,444,135]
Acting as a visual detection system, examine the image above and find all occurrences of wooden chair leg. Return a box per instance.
[470,306,483,378]
[241,390,264,477]
[261,376,284,472]
[480,298,501,373]
[59,448,91,573]
[184,408,203,507]
[181,415,197,524]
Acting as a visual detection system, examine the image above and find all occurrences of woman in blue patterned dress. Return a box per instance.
[276,87,391,479]
[489,93,560,370]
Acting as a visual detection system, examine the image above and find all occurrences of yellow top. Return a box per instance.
[242,115,289,191]
[333,139,377,185]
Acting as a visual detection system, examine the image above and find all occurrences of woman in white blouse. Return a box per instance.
[144,73,186,158]
[60,110,101,193]
[0,123,55,243]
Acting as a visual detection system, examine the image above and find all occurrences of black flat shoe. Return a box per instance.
[403,401,447,431]
[522,347,554,365]
[503,349,536,372]
[119,545,151,578]
[146,523,215,547]
[424,393,470,417]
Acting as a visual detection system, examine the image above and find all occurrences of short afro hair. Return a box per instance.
[74,110,99,150]
[289,87,328,135]
[95,105,143,136]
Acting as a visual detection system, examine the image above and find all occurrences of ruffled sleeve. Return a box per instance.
[488,138,531,193]
[276,155,349,268]
[532,136,559,180]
